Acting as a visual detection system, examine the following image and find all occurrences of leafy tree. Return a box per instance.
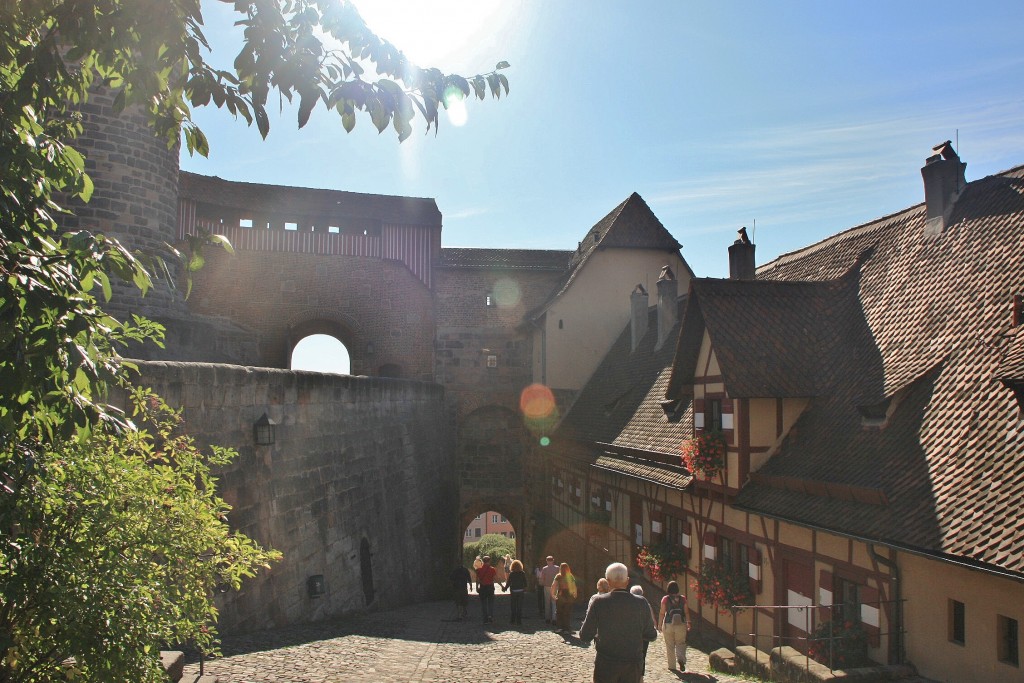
[0,1,509,679]
[463,533,516,568]
[0,390,281,682]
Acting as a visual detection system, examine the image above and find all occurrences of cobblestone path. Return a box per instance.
[183,594,755,683]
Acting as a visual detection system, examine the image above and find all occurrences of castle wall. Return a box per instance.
[434,266,562,420]
[186,248,437,379]
[135,361,457,633]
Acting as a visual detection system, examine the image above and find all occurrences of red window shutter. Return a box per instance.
[818,569,834,625]
[860,584,881,647]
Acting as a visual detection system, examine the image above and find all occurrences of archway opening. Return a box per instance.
[291,334,351,374]
[462,511,518,589]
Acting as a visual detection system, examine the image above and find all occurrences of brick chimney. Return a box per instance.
[656,265,678,350]
[728,227,756,280]
[922,141,966,237]
[630,284,649,351]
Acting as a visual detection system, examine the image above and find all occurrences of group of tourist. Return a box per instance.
[450,556,692,683]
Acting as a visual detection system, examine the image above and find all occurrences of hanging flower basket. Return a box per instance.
[692,560,752,614]
[636,543,688,583]
[680,430,727,478]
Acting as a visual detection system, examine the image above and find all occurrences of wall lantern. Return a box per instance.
[307,574,326,598]
[253,413,276,445]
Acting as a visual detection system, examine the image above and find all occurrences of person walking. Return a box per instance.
[630,585,654,682]
[657,580,691,672]
[579,562,657,683]
[533,561,545,616]
[551,562,577,633]
[588,577,611,611]
[449,562,472,620]
[503,559,528,625]
[475,555,497,624]
[538,556,560,624]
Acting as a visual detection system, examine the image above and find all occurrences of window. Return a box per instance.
[239,218,253,228]
[285,221,298,231]
[328,225,340,234]
[949,600,965,644]
[835,576,861,624]
[486,355,498,368]
[492,514,499,524]
[475,514,482,520]
[474,528,481,538]
[500,515,507,523]
[486,294,495,307]
[510,532,515,539]
[558,319,564,329]
[998,615,1019,666]
[707,398,723,432]
[465,529,472,538]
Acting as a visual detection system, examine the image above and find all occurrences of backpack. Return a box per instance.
[665,595,685,625]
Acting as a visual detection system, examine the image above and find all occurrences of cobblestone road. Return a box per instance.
[184,593,755,683]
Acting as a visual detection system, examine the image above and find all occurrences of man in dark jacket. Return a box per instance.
[579,562,657,683]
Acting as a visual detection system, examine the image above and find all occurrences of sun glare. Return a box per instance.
[351,1,514,70]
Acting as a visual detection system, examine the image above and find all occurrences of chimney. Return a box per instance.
[630,284,649,351]
[656,265,678,349]
[728,227,756,280]
[922,141,966,237]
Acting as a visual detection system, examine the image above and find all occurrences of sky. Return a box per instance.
[183,1,1024,372]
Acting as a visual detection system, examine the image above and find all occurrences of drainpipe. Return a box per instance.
[868,544,904,665]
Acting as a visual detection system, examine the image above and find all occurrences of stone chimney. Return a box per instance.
[656,265,678,350]
[630,284,649,351]
[922,141,966,237]
[728,227,756,280]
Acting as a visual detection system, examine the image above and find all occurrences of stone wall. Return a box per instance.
[186,248,437,379]
[135,361,457,633]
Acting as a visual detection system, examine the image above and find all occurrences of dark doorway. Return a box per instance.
[360,537,375,605]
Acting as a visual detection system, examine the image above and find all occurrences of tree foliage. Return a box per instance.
[0,1,509,679]
[462,533,516,568]
[0,390,281,682]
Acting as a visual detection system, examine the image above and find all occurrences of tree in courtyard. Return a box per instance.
[0,1,509,680]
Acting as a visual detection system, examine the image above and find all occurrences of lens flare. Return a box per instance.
[443,85,468,127]
[520,383,558,436]
[539,436,551,447]
[520,383,555,419]
[492,277,522,307]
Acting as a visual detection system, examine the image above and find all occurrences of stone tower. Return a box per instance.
[56,87,186,331]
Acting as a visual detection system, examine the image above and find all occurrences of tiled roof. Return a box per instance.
[728,164,1024,577]
[593,453,692,490]
[179,171,441,226]
[671,273,871,398]
[528,193,687,320]
[438,248,572,270]
[995,326,1024,383]
[558,302,694,467]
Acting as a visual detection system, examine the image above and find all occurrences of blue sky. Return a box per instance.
[182,0,1024,282]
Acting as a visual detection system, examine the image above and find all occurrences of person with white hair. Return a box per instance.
[579,562,657,683]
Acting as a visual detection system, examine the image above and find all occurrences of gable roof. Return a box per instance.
[670,272,872,399]
[727,164,1024,577]
[529,193,687,320]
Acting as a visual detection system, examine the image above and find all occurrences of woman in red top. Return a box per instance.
[475,555,497,624]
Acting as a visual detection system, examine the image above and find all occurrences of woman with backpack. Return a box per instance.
[657,580,691,672]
